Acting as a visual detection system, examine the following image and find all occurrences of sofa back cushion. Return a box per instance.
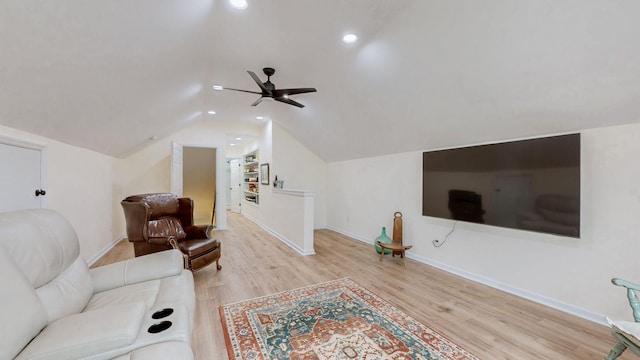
[35,256,94,322]
[0,246,48,359]
[0,209,93,323]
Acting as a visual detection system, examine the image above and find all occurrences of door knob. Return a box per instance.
[35,189,46,196]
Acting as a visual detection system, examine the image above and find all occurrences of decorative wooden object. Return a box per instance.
[377,211,413,266]
[392,211,403,256]
[605,278,640,359]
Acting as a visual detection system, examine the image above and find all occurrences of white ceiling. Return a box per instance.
[1,1,639,161]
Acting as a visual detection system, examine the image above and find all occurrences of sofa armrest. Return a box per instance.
[91,249,184,293]
[15,302,146,360]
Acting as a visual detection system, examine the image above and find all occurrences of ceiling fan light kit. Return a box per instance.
[225,67,317,108]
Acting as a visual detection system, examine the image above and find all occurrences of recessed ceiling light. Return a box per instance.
[256,116,263,120]
[235,137,242,141]
[342,33,358,44]
[208,110,216,115]
[230,0,247,10]
[230,143,236,146]
[149,136,158,141]
[212,85,224,91]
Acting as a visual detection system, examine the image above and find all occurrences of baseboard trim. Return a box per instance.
[243,214,315,256]
[87,235,125,266]
[326,225,607,326]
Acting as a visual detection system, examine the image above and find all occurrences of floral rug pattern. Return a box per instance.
[219,278,478,360]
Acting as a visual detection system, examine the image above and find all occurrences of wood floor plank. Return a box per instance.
[97,212,628,359]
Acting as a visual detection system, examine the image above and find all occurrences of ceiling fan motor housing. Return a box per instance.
[263,67,275,77]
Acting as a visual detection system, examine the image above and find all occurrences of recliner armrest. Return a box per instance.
[91,250,184,293]
[184,225,212,239]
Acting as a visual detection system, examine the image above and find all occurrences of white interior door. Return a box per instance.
[228,159,241,213]
[0,141,46,212]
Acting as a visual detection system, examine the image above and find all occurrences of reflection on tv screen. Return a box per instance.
[422,134,580,238]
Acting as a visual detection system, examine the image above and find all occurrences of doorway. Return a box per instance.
[182,147,217,225]
[170,142,228,229]
[226,158,241,213]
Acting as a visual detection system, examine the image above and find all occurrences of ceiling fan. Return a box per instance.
[225,67,317,108]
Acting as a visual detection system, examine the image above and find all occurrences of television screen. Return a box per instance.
[422,134,580,237]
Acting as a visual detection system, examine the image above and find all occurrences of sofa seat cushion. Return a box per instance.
[86,280,162,312]
[85,271,195,322]
[15,302,146,360]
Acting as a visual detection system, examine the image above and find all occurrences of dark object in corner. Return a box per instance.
[448,190,485,223]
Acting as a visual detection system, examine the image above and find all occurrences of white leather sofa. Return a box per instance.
[0,209,196,360]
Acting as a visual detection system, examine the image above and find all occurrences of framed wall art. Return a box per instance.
[260,163,269,185]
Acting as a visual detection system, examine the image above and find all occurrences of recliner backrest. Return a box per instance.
[122,194,189,243]
[124,193,180,220]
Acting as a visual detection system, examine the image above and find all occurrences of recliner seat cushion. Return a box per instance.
[177,238,219,257]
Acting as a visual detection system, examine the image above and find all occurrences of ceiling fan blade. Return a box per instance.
[251,98,263,107]
[272,88,317,97]
[274,96,305,108]
[225,88,262,95]
[247,71,271,94]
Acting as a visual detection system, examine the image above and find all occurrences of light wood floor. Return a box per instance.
[94,212,628,359]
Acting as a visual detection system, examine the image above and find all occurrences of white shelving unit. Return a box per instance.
[242,150,259,205]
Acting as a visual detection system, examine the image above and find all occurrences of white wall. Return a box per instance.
[239,121,328,254]
[0,119,264,263]
[0,125,116,263]
[327,122,640,323]
[272,122,327,228]
[113,119,239,237]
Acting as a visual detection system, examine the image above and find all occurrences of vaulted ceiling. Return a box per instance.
[1,1,639,161]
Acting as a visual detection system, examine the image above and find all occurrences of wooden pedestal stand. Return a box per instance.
[377,211,413,266]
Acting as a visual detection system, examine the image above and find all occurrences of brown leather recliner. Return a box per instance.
[121,193,221,272]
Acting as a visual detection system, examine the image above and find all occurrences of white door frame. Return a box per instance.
[0,136,47,210]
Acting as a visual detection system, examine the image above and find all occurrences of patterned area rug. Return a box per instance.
[219,278,478,359]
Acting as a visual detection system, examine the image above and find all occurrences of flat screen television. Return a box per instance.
[422,133,580,238]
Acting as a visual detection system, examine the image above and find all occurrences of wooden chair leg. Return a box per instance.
[605,341,627,360]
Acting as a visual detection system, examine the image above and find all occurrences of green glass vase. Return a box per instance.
[374,227,392,254]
